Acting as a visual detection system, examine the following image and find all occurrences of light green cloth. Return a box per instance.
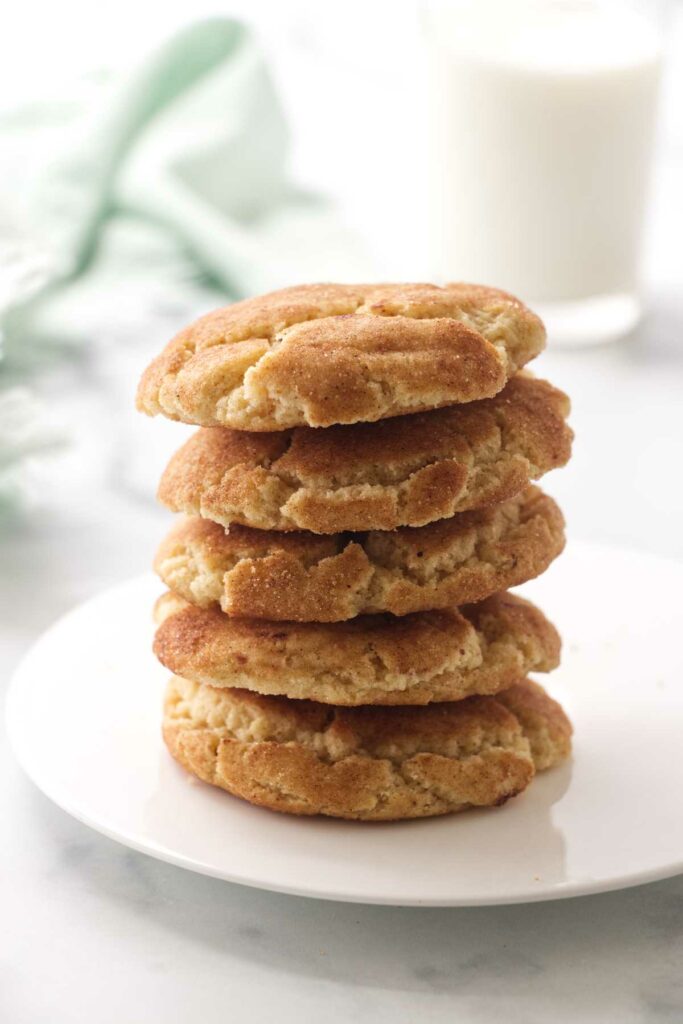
[1,17,367,360]
[0,17,367,504]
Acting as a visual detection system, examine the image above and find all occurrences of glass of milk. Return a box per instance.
[424,0,664,345]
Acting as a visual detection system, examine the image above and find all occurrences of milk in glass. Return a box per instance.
[425,0,663,344]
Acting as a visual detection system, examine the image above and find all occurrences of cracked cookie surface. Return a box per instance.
[157,375,572,534]
[153,591,560,705]
[137,282,545,430]
[162,677,571,819]
[155,487,564,622]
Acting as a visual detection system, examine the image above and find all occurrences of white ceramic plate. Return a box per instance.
[6,541,683,906]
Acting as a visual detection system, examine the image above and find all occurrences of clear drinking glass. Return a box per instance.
[424,0,665,346]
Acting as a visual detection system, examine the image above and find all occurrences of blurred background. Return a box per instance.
[0,0,682,651]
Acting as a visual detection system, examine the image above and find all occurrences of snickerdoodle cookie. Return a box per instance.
[137,283,545,430]
[153,591,560,706]
[157,375,571,534]
[155,487,564,622]
[162,677,571,819]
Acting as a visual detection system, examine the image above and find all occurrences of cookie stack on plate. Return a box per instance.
[137,283,573,821]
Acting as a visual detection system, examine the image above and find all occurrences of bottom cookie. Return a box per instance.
[163,677,572,821]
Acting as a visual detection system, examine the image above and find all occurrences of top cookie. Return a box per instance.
[136,282,545,430]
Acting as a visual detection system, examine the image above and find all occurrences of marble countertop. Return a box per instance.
[3,301,683,1023]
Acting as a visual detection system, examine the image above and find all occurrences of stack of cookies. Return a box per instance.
[137,283,573,821]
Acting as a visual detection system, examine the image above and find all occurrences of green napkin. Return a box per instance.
[0,17,368,506]
[1,17,359,361]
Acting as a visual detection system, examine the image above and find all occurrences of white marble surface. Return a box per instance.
[2,298,683,1023]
